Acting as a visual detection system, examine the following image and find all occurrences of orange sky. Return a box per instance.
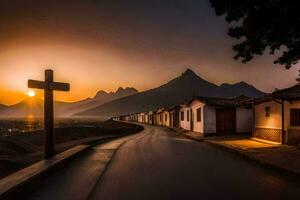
[0,0,299,106]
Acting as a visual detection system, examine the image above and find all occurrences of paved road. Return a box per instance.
[16,125,300,200]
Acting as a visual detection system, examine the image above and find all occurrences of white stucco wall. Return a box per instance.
[236,107,252,133]
[157,113,164,126]
[203,106,216,133]
[254,101,282,129]
[180,106,191,131]
[148,112,153,124]
[138,113,146,123]
[189,100,205,133]
[163,111,170,127]
[138,114,142,123]
[284,100,300,130]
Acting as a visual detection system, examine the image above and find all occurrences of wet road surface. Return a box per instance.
[17,125,300,200]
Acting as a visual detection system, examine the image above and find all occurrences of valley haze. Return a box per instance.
[0,69,264,119]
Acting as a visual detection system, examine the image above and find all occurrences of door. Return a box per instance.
[216,108,236,134]
[190,109,194,131]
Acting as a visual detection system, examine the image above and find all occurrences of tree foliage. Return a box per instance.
[210,0,300,69]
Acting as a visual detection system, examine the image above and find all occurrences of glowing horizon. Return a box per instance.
[0,0,299,106]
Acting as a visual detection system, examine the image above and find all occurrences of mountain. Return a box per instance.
[219,81,264,97]
[94,87,138,101]
[0,104,7,111]
[0,98,44,118]
[76,69,264,118]
[0,87,139,118]
[56,87,138,117]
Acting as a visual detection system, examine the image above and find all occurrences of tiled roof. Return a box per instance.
[189,95,251,107]
[254,84,300,104]
[272,84,300,99]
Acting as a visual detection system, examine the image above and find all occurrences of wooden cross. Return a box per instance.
[28,69,70,158]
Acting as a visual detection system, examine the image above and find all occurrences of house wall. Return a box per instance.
[283,100,300,144]
[156,113,164,126]
[284,100,300,129]
[163,111,170,127]
[169,108,180,128]
[180,106,191,131]
[138,114,144,123]
[153,114,157,125]
[144,114,149,124]
[189,100,205,134]
[236,107,252,133]
[254,100,282,142]
[203,105,216,134]
[255,101,282,129]
[148,113,153,125]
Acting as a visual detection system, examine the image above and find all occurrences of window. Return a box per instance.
[265,106,270,117]
[197,108,201,122]
[160,115,162,122]
[291,109,300,126]
[181,111,184,121]
[187,110,190,121]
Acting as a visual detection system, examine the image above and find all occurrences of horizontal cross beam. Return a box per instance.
[50,82,70,91]
[28,80,45,90]
[28,80,70,91]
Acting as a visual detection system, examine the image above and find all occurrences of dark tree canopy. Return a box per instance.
[210,0,300,69]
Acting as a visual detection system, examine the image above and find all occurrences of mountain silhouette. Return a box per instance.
[94,87,138,101]
[219,82,262,97]
[0,104,7,111]
[0,98,44,118]
[0,87,139,118]
[76,69,264,118]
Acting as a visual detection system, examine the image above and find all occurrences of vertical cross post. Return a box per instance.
[28,69,70,159]
[44,70,54,158]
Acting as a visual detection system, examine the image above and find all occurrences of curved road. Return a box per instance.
[18,125,300,200]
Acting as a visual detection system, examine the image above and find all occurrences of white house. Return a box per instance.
[138,112,146,123]
[253,84,300,144]
[162,109,170,127]
[155,107,164,126]
[147,111,154,125]
[180,96,252,136]
[180,104,191,131]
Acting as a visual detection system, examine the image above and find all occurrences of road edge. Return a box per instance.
[86,130,146,199]
[0,126,144,199]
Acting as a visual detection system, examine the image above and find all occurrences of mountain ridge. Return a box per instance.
[0,86,139,118]
[0,69,264,118]
[94,87,138,100]
[76,69,264,118]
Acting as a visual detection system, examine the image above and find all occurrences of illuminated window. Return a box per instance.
[181,112,184,121]
[265,106,270,117]
[197,108,201,122]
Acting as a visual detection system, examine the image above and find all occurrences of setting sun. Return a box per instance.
[27,90,36,97]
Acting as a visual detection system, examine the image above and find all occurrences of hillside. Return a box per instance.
[0,104,6,111]
[76,69,264,118]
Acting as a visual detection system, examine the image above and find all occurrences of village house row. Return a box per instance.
[115,84,300,145]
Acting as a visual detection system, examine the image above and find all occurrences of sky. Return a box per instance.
[0,0,298,105]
